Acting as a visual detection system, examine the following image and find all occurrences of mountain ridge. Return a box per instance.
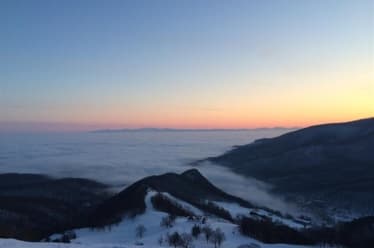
[205,117,374,215]
[91,127,295,133]
[89,169,255,226]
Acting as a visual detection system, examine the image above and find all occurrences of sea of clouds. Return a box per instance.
[0,129,296,213]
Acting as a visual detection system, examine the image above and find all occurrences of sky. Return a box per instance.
[1,0,373,132]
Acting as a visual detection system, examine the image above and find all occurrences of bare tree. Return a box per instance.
[180,232,193,248]
[210,228,225,248]
[161,214,176,228]
[158,235,164,245]
[167,231,181,248]
[202,226,213,243]
[191,224,201,239]
[135,224,146,239]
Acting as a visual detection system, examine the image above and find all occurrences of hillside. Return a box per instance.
[1,169,373,247]
[0,174,110,241]
[67,190,314,248]
[206,118,374,216]
[90,169,256,226]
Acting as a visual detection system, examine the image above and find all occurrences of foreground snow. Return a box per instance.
[0,238,315,248]
[70,191,312,248]
[213,201,309,229]
[0,191,315,248]
[0,239,136,248]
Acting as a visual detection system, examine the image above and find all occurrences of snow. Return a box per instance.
[0,239,160,248]
[69,191,312,248]
[213,201,251,217]
[0,238,315,248]
[73,191,168,244]
[213,201,306,229]
[0,191,316,248]
[160,192,204,216]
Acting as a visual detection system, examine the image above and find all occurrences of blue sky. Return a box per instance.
[1,0,373,131]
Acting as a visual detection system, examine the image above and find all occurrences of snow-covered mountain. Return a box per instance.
[88,169,308,228]
[1,169,373,247]
[206,117,374,217]
[0,170,314,248]
[45,190,311,248]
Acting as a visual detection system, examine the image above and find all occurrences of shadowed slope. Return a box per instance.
[90,169,253,226]
[206,118,374,213]
[0,174,109,241]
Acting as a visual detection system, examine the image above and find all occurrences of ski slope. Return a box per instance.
[1,191,315,248]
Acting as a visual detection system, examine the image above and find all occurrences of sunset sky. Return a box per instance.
[1,0,373,132]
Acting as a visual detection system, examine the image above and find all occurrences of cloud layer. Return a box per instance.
[0,129,296,213]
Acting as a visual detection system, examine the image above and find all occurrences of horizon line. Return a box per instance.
[90,127,299,133]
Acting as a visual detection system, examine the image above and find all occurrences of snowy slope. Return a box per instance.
[0,191,316,248]
[69,191,312,248]
[0,239,130,248]
[213,201,309,228]
[0,238,314,248]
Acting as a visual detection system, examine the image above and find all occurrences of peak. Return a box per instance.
[181,168,203,178]
[180,169,212,185]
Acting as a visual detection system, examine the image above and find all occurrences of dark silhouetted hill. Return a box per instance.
[0,174,109,241]
[206,118,374,215]
[90,169,253,226]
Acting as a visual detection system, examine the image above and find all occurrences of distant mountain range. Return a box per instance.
[205,117,374,216]
[91,127,295,133]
